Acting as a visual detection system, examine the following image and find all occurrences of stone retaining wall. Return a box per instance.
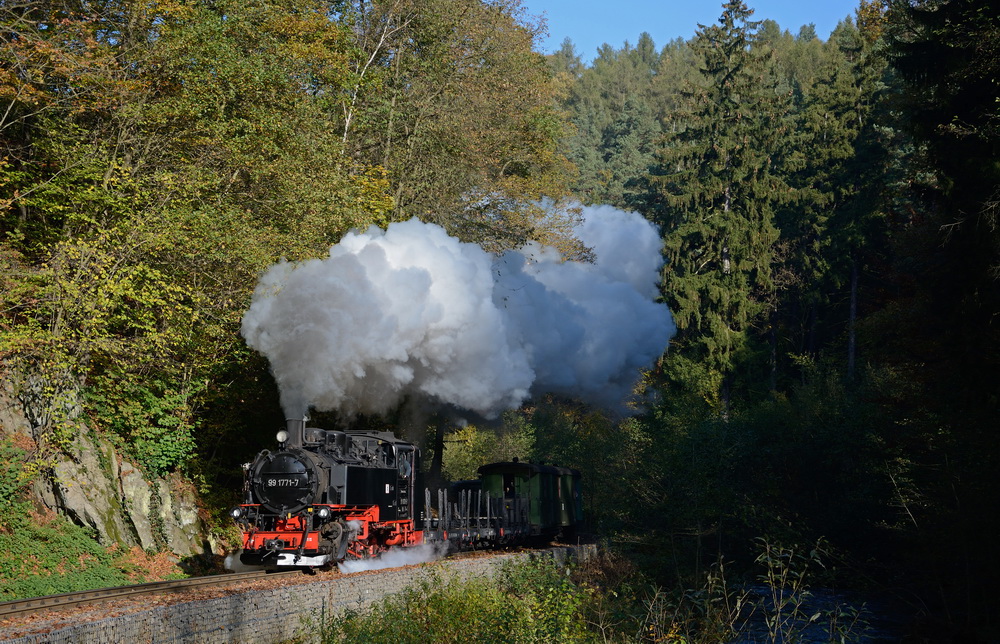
[3,544,596,644]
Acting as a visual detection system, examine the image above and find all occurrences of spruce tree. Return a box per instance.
[554,33,662,204]
[643,0,788,407]
[772,20,868,370]
[598,95,661,208]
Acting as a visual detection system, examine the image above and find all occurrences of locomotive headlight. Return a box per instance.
[276,430,289,444]
[317,507,331,519]
[229,506,243,519]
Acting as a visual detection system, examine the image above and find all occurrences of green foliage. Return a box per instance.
[440,412,535,482]
[494,557,590,642]
[642,2,787,406]
[0,438,30,520]
[0,0,399,483]
[640,541,867,644]
[751,538,869,643]
[527,363,897,592]
[0,0,572,491]
[84,378,201,476]
[321,547,868,643]
[0,511,133,600]
[556,36,664,208]
[323,558,593,643]
[1,205,255,459]
[338,0,574,248]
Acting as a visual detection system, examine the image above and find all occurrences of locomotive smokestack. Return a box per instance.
[285,418,305,448]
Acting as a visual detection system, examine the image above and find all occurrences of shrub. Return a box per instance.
[323,558,594,643]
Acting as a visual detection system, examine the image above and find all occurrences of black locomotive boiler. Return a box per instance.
[232,419,583,567]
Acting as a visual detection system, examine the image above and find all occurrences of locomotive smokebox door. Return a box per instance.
[251,450,319,514]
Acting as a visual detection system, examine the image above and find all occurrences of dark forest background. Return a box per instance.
[2,0,999,639]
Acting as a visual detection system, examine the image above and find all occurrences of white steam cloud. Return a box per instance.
[241,204,675,419]
[224,551,257,572]
[337,542,449,573]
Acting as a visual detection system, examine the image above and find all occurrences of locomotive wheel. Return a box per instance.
[322,520,349,560]
[322,519,345,542]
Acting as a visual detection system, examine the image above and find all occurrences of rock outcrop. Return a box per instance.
[0,380,217,559]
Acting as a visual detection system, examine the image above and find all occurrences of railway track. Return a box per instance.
[0,547,546,623]
[0,570,305,620]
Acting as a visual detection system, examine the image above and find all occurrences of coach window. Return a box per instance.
[503,474,515,498]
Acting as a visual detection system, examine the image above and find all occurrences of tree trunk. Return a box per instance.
[428,421,445,488]
[848,259,858,381]
[770,308,778,392]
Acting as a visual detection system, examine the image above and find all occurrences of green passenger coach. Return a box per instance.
[477,460,582,539]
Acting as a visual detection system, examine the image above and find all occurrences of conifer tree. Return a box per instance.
[876,1,1000,626]
[554,32,662,204]
[643,0,788,407]
[772,20,869,370]
[598,95,661,208]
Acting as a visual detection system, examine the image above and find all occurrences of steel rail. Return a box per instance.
[0,570,305,620]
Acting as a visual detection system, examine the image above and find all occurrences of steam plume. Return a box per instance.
[241,204,675,419]
[337,542,448,573]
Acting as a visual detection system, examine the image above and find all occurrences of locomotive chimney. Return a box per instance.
[285,418,305,448]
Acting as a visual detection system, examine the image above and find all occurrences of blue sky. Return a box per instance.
[521,0,861,64]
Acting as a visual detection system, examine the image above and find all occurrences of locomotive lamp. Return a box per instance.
[276,430,289,445]
[317,507,331,519]
[229,507,243,519]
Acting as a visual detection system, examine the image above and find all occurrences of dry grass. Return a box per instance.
[116,546,183,582]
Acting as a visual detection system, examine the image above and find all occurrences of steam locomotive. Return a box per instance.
[232,419,583,567]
